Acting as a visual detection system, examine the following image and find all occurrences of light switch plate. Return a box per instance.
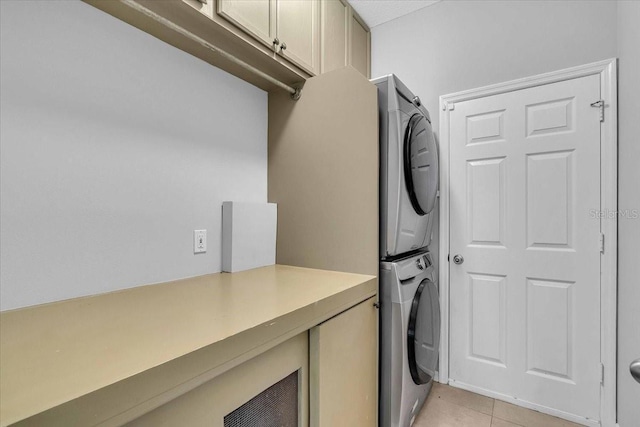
[194,229,207,254]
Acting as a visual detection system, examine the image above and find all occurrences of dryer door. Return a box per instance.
[407,278,441,385]
[403,113,439,216]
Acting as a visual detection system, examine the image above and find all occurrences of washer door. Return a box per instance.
[407,278,441,385]
[403,113,439,216]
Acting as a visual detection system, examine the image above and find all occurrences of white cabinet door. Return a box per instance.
[449,74,602,423]
[276,0,319,75]
[217,0,275,48]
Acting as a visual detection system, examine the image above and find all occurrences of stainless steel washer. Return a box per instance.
[380,251,440,427]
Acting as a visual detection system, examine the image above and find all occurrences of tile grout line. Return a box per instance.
[492,415,526,427]
[490,397,495,427]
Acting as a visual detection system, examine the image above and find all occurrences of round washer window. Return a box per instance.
[407,278,441,385]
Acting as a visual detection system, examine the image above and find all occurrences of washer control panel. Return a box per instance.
[395,251,435,282]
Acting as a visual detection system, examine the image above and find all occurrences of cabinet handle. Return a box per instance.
[273,38,280,46]
[373,301,380,309]
[280,42,287,51]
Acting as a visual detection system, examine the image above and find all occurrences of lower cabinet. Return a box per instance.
[126,333,309,427]
[310,297,378,427]
[125,297,377,426]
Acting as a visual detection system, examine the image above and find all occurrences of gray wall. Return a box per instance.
[0,1,268,311]
[616,1,640,425]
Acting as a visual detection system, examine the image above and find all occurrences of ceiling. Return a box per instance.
[347,0,441,28]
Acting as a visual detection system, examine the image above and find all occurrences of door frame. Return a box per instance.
[437,58,618,426]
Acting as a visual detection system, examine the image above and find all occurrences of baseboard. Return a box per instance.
[449,380,600,427]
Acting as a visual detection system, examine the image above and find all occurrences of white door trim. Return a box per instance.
[437,58,618,427]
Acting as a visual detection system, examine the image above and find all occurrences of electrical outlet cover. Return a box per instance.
[194,229,207,254]
[222,202,277,272]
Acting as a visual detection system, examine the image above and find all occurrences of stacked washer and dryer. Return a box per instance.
[372,75,441,427]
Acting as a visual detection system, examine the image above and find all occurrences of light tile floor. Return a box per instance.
[413,383,584,427]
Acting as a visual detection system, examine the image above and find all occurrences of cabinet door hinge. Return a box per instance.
[600,363,605,385]
[591,100,604,122]
[600,233,605,254]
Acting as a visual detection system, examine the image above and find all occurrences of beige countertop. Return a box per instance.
[0,265,376,426]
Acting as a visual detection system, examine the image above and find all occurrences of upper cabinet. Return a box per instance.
[320,0,348,74]
[217,0,276,49]
[85,0,370,92]
[218,0,320,75]
[321,0,370,78]
[276,0,320,75]
[349,10,371,78]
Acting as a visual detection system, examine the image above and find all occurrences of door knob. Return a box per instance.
[453,254,464,265]
[280,42,287,51]
[631,358,640,384]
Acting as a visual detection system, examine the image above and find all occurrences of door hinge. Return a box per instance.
[591,100,604,122]
[600,363,605,385]
[599,233,605,254]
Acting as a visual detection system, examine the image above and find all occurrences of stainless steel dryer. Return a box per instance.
[380,251,440,427]
[372,75,439,259]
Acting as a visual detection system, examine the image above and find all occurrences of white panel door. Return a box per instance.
[449,75,602,422]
